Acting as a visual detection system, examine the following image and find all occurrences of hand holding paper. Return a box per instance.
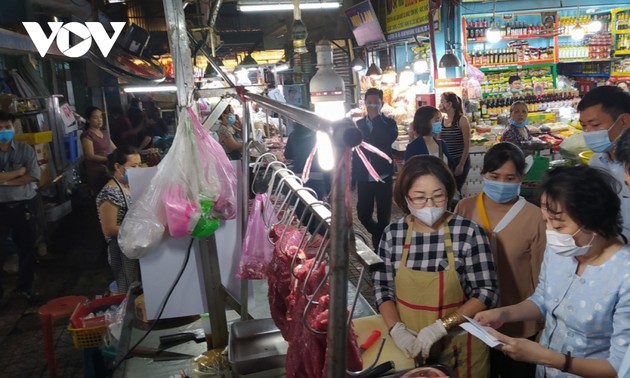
[459,315,504,348]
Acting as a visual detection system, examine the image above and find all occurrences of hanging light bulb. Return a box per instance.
[571,23,585,41]
[571,0,585,41]
[399,65,415,86]
[316,131,334,171]
[486,21,502,44]
[413,58,429,73]
[587,19,602,33]
[486,0,501,44]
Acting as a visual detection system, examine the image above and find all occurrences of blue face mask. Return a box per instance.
[123,169,129,183]
[510,88,521,93]
[0,128,14,143]
[582,117,621,153]
[483,178,521,203]
[431,121,442,134]
[511,119,528,128]
[227,115,236,125]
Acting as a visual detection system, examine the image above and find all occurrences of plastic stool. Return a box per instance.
[38,295,88,378]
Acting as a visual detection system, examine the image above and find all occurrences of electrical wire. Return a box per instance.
[108,237,195,375]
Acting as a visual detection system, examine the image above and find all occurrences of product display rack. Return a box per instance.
[612,7,630,77]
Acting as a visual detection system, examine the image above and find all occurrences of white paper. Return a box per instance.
[459,315,503,348]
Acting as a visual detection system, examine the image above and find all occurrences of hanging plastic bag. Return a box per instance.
[188,107,238,220]
[236,193,273,279]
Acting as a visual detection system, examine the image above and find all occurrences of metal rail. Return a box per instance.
[241,91,383,376]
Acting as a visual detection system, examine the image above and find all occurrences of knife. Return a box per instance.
[359,330,382,353]
[130,346,196,361]
[363,360,395,378]
[159,329,207,350]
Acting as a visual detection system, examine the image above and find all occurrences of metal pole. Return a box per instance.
[326,120,362,377]
[197,235,229,348]
[163,0,194,108]
[163,0,229,343]
[240,101,251,321]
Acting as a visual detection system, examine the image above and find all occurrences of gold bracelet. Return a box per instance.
[440,312,463,331]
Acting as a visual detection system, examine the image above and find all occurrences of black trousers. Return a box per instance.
[0,197,38,292]
[454,156,471,193]
[490,334,537,378]
[356,177,393,249]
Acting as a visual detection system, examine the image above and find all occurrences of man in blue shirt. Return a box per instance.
[0,110,41,302]
[351,88,398,248]
[580,85,630,240]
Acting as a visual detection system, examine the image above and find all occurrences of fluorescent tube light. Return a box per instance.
[123,85,178,93]
[239,3,340,12]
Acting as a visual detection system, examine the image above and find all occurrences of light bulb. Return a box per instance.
[587,20,602,33]
[313,101,345,121]
[316,131,335,171]
[571,24,585,41]
[413,59,429,73]
[486,25,502,44]
[399,66,415,86]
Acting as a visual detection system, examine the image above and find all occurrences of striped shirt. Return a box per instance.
[440,117,465,160]
[373,214,499,309]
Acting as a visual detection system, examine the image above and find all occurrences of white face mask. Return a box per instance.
[407,200,446,226]
[545,228,594,257]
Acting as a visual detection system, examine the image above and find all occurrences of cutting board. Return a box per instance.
[353,314,415,372]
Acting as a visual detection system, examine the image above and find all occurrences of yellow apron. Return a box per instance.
[395,216,490,378]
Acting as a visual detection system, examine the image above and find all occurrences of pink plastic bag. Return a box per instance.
[188,108,238,220]
[163,184,200,238]
[236,193,273,279]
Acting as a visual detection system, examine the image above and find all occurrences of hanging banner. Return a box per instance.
[385,0,438,41]
[345,0,386,46]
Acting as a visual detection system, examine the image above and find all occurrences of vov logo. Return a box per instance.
[23,22,126,58]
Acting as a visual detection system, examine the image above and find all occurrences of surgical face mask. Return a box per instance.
[407,200,446,226]
[0,128,14,143]
[510,88,521,93]
[546,228,594,257]
[227,115,236,125]
[511,119,528,128]
[123,169,129,183]
[431,121,442,135]
[483,178,521,203]
[583,117,620,153]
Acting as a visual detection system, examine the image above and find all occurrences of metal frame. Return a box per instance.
[165,0,384,373]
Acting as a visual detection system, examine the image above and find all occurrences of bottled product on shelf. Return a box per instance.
[559,14,611,36]
[466,18,549,40]
[559,34,612,60]
[480,91,579,117]
[468,44,554,67]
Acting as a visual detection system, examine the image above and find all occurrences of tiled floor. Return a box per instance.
[0,194,112,377]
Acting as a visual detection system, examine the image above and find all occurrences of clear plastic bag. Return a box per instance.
[236,193,273,279]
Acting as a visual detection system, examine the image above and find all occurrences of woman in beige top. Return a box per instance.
[454,142,546,378]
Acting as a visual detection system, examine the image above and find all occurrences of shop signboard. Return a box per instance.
[60,103,78,134]
[434,78,463,102]
[345,0,386,46]
[385,0,438,41]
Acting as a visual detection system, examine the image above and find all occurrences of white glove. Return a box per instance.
[412,320,448,358]
[389,322,418,358]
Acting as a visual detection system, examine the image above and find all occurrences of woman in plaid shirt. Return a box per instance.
[373,155,498,377]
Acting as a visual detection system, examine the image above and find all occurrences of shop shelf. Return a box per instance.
[557,58,614,63]
[613,29,630,35]
[14,130,52,144]
[614,50,630,55]
[467,32,559,43]
[479,60,556,72]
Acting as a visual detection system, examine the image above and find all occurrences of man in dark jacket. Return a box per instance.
[352,88,398,248]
